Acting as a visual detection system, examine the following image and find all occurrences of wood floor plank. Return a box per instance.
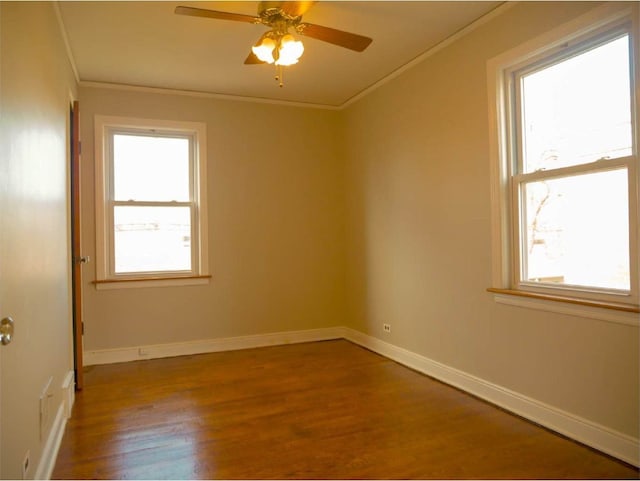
[52,340,639,479]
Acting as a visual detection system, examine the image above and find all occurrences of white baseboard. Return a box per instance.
[34,403,67,480]
[61,370,75,419]
[341,327,639,468]
[34,370,75,479]
[84,326,345,366]
[82,325,638,467]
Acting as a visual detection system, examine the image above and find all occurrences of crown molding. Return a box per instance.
[68,2,514,111]
[53,1,80,84]
[341,1,514,109]
[79,81,341,110]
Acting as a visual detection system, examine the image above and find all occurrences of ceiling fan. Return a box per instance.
[175,1,373,86]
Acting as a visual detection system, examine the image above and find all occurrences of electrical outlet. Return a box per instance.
[138,347,149,356]
[22,450,30,479]
[383,323,391,333]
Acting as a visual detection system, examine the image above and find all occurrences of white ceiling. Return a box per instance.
[57,1,502,108]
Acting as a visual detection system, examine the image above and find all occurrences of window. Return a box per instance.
[488,5,639,314]
[94,116,209,288]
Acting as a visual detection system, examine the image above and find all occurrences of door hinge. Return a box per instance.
[78,141,82,156]
[81,322,85,335]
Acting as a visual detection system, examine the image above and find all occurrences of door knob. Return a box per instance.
[75,256,90,264]
[1,317,15,345]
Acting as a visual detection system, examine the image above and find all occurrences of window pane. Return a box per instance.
[522,168,629,291]
[114,206,192,274]
[113,134,190,201]
[520,35,631,173]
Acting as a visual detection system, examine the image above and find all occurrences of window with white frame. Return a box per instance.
[94,116,209,287]
[488,6,639,311]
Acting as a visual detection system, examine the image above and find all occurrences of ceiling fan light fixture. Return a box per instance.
[175,2,373,86]
[275,33,304,66]
[252,37,276,63]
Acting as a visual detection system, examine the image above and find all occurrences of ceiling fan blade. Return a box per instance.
[298,23,372,52]
[281,1,317,17]
[244,51,266,65]
[259,1,317,17]
[174,6,259,24]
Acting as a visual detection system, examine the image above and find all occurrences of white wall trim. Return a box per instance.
[76,4,515,113]
[52,2,80,84]
[340,2,515,109]
[493,293,640,327]
[61,370,75,419]
[34,403,67,480]
[34,371,76,479]
[84,327,345,366]
[486,2,639,300]
[80,81,341,111]
[341,327,640,468]
[83,326,638,467]
[93,115,209,284]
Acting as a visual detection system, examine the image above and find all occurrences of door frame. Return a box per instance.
[70,100,84,390]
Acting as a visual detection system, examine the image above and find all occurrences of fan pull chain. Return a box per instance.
[274,64,284,87]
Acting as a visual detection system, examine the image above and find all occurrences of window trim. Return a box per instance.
[94,115,209,288]
[486,3,640,318]
[511,160,635,303]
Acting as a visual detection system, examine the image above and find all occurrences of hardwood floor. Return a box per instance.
[52,340,639,479]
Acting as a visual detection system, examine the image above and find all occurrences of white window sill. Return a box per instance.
[94,275,211,290]
[488,288,639,327]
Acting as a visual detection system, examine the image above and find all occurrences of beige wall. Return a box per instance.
[74,0,636,461]
[0,0,636,476]
[79,87,346,351]
[343,1,638,438]
[0,2,77,478]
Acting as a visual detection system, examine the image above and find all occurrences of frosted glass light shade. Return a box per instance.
[275,34,304,66]
[252,37,276,64]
